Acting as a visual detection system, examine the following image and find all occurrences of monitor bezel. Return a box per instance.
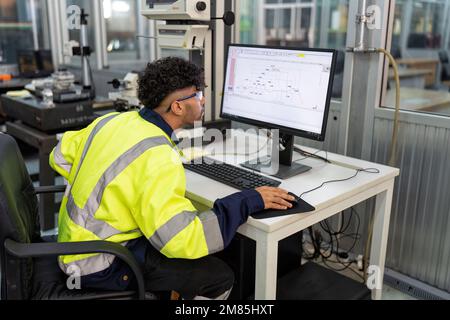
[220,44,337,142]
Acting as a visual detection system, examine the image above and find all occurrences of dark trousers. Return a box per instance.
[142,243,234,300]
[81,237,234,299]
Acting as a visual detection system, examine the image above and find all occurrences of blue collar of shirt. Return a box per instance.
[139,108,178,144]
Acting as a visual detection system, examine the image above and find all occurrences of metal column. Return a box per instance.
[339,0,393,160]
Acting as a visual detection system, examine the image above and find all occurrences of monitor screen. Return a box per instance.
[37,50,54,75]
[221,44,337,141]
[17,50,39,77]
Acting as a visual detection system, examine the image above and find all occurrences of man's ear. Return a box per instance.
[171,101,184,116]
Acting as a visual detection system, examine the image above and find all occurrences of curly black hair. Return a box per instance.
[138,57,205,110]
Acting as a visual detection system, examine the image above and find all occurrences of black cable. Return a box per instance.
[319,210,355,237]
[340,210,354,234]
[297,165,379,272]
[294,147,329,163]
[294,146,331,164]
[325,213,361,257]
[299,168,380,199]
[341,208,361,255]
[308,204,363,275]
[319,223,341,259]
[321,207,362,271]
[293,150,328,166]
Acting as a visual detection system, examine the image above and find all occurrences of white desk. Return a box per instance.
[184,131,399,300]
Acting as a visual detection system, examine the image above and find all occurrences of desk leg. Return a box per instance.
[254,234,278,300]
[370,181,395,300]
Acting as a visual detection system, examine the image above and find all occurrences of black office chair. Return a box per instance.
[0,133,148,300]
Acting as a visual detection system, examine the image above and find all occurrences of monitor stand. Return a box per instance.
[241,133,312,180]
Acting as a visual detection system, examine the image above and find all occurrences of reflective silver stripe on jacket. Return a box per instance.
[53,142,72,174]
[149,211,197,250]
[149,210,224,255]
[66,119,173,239]
[59,252,116,277]
[73,114,119,181]
[59,241,129,277]
[198,211,225,254]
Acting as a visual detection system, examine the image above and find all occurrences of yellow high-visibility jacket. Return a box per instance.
[49,111,245,276]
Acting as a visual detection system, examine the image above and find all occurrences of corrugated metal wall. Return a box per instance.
[371,114,450,293]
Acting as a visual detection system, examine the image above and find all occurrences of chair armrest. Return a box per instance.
[34,186,66,194]
[4,239,145,300]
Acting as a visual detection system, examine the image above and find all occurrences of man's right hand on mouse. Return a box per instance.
[255,187,296,210]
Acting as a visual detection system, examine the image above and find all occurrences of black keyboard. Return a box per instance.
[184,157,281,190]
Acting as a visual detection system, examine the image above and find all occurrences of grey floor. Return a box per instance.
[382,284,417,300]
[308,247,418,300]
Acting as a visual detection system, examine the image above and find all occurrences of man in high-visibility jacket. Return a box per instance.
[50,57,295,299]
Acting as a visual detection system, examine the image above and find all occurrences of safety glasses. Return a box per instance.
[178,91,204,102]
[167,91,204,112]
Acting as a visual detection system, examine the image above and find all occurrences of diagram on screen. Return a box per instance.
[226,56,330,112]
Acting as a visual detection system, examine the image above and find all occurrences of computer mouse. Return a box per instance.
[251,192,315,220]
[287,192,301,204]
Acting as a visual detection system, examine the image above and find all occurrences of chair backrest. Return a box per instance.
[0,133,40,300]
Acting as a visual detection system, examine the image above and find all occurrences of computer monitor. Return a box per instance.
[17,50,40,78]
[17,50,54,78]
[220,44,337,179]
[36,50,54,76]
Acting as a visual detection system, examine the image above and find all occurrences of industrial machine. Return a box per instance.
[0,94,96,132]
[1,9,98,132]
[31,9,95,104]
[29,69,92,104]
[108,72,142,112]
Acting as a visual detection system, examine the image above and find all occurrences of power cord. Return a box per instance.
[323,208,364,281]
[302,207,365,282]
